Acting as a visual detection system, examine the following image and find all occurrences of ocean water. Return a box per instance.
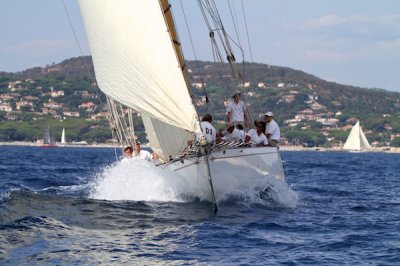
[0,146,399,265]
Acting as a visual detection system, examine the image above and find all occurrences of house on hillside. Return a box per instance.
[51,90,64,98]
[79,102,96,109]
[16,101,34,111]
[43,101,63,109]
[90,112,109,120]
[0,103,12,112]
[257,82,266,88]
[63,111,80,118]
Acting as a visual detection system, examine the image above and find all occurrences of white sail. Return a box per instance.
[42,123,56,147]
[61,128,66,145]
[141,112,194,160]
[343,121,371,151]
[78,0,200,158]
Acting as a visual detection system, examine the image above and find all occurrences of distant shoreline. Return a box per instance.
[0,141,119,148]
[1,141,399,153]
[279,145,400,153]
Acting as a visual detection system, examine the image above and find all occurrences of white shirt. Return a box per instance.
[135,150,153,161]
[226,100,245,123]
[246,129,268,146]
[265,119,280,141]
[222,127,243,142]
[238,129,245,140]
[200,121,216,144]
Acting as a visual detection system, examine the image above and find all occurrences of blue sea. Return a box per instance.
[0,145,399,265]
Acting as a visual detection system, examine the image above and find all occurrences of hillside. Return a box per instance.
[1,56,400,147]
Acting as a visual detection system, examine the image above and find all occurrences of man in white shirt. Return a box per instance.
[263,112,280,147]
[221,124,243,142]
[200,114,217,145]
[226,91,247,126]
[134,142,158,161]
[245,122,268,146]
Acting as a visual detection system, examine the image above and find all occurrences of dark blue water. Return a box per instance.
[0,146,399,265]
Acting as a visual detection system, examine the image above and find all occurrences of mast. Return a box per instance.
[161,1,217,211]
[159,0,194,101]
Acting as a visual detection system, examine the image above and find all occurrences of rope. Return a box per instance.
[61,0,103,101]
[62,0,109,135]
[241,0,254,62]
[196,0,257,128]
[179,0,209,103]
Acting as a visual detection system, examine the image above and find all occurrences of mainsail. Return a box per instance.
[78,0,200,160]
[343,121,372,151]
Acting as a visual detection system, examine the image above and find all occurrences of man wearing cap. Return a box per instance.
[263,111,280,147]
[226,91,247,127]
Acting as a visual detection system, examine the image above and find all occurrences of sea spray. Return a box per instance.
[89,158,210,202]
[89,158,297,207]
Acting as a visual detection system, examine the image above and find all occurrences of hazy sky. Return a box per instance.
[1,0,399,92]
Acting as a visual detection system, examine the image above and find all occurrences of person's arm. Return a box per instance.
[265,124,272,139]
[262,134,268,146]
[226,112,231,123]
[212,127,217,144]
[226,103,231,123]
[243,103,247,122]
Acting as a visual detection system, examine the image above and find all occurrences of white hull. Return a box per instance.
[162,146,284,201]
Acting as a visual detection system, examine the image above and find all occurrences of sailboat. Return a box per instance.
[60,128,66,147]
[41,123,57,148]
[343,121,372,152]
[77,0,285,209]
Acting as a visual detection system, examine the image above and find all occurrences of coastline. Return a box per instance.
[2,141,400,153]
[279,145,400,153]
[0,141,119,148]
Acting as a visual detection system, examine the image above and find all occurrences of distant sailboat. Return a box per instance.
[61,128,66,147]
[41,123,57,148]
[343,121,371,151]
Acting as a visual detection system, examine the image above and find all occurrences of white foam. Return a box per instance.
[89,158,298,208]
[89,158,203,202]
[216,174,298,208]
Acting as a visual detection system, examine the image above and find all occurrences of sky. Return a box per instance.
[0,0,399,92]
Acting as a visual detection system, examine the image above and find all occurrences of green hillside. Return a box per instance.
[0,56,399,147]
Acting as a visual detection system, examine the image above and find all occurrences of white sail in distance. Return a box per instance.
[61,128,66,145]
[343,121,372,151]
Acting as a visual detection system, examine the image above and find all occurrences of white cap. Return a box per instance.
[264,111,274,117]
